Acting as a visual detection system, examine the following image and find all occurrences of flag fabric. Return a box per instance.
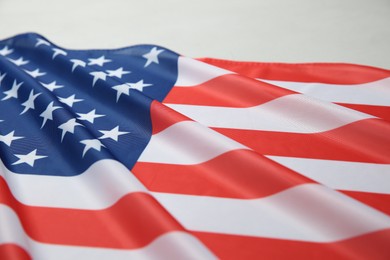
[0,33,389,260]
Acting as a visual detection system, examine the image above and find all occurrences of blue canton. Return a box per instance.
[0,33,179,176]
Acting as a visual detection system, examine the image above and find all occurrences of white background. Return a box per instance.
[1,0,389,68]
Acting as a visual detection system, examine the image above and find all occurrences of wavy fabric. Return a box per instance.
[0,33,389,259]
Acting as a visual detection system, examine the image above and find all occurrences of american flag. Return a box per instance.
[0,33,389,259]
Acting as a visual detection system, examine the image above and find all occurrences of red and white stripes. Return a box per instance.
[132,57,390,258]
[0,204,214,259]
[2,55,390,259]
[0,158,216,258]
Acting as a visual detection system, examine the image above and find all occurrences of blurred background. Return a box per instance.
[1,0,389,68]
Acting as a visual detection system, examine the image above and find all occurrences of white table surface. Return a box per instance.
[1,0,389,69]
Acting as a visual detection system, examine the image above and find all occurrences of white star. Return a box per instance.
[35,38,51,47]
[70,59,86,72]
[0,131,24,146]
[40,101,62,128]
[99,126,129,142]
[77,109,105,124]
[40,81,63,91]
[106,67,131,78]
[2,80,23,101]
[0,46,13,56]
[112,83,131,102]
[12,149,47,167]
[80,139,105,157]
[58,94,83,107]
[7,57,29,66]
[58,118,83,142]
[52,48,67,59]
[20,90,41,115]
[128,79,152,92]
[88,55,112,66]
[0,72,6,85]
[142,47,164,67]
[24,68,46,78]
[90,71,107,86]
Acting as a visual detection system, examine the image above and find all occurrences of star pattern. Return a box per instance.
[80,139,105,157]
[112,83,131,102]
[52,48,68,59]
[88,56,112,66]
[90,71,107,86]
[70,59,86,72]
[0,34,174,172]
[127,79,152,92]
[20,90,41,115]
[0,131,24,146]
[2,80,23,101]
[77,109,105,124]
[24,68,46,78]
[0,46,13,56]
[142,47,164,67]
[35,38,51,47]
[7,57,29,66]
[12,149,47,167]
[58,118,83,142]
[58,94,83,107]
[99,126,129,141]
[40,102,62,128]
[106,67,130,78]
[40,81,64,91]
[0,72,7,85]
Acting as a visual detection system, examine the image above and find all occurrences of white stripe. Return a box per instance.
[174,57,232,86]
[166,94,374,133]
[267,156,390,194]
[138,120,248,164]
[261,78,390,106]
[152,184,390,242]
[0,159,147,209]
[0,205,216,260]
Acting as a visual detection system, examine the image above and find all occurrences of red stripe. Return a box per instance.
[0,244,31,260]
[340,191,390,216]
[150,100,191,134]
[0,177,184,249]
[213,118,390,164]
[132,149,313,199]
[192,229,390,260]
[164,74,293,107]
[337,103,390,121]
[199,58,390,84]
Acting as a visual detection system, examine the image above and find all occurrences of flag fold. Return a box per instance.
[0,33,389,259]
